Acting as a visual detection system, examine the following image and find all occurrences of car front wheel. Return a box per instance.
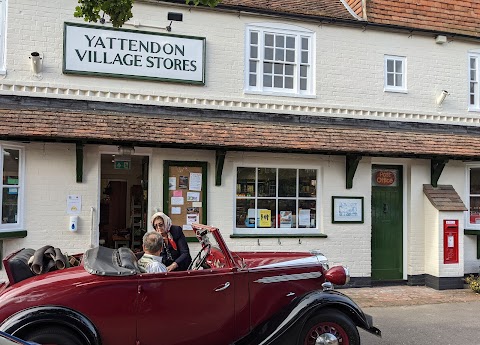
[21,325,85,345]
[299,308,360,345]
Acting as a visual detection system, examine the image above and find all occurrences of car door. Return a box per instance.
[136,268,236,345]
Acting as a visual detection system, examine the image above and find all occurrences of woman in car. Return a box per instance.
[150,211,192,271]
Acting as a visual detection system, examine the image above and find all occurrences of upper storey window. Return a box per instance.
[245,23,315,97]
[384,55,406,93]
[469,54,480,111]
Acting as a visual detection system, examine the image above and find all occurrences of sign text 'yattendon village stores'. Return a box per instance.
[63,23,205,84]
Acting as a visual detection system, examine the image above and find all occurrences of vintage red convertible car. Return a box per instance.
[0,224,380,345]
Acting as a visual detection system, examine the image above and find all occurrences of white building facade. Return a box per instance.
[1,0,480,289]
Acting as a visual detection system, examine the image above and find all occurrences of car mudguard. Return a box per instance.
[0,305,101,345]
[234,289,381,345]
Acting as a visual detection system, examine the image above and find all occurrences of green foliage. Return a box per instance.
[74,0,221,28]
[465,275,480,293]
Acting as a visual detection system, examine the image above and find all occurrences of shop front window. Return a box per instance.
[235,167,317,233]
[468,167,480,227]
[1,145,23,230]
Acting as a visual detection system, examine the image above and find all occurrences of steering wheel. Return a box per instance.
[188,244,212,270]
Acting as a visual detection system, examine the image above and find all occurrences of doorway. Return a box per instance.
[100,154,149,250]
[371,165,403,281]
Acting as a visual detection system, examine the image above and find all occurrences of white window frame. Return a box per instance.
[465,165,480,230]
[384,55,407,93]
[245,23,315,98]
[0,143,24,231]
[234,164,320,235]
[0,0,7,74]
[468,53,480,111]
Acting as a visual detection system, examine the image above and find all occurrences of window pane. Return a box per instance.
[278,169,296,197]
[301,37,309,50]
[265,34,274,47]
[470,168,480,194]
[285,77,293,89]
[275,35,284,48]
[395,60,403,73]
[3,149,19,185]
[470,82,475,93]
[286,50,295,62]
[257,199,276,228]
[395,74,403,87]
[236,167,256,197]
[250,46,258,59]
[301,51,309,64]
[299,199,316,228]
[275,48,284,61]
[299,169,316,197]
[279,199,296,228]
[236,199,255,228]
[2,188,18,224]
[387,73,394,86]
[300,65,307,78]
[285,64,294,76]
[386,60,394,72]
[249,74,256,87]
[265,47,273,60]
[274,76,283,88]
[471,94,476,105]
[264,74,272,87]
[274,63,283,74]
[258,168,276,197]
[286,36,295,49]
[250,31,258,45]
[264,62,273,74]
[300,78,307,91]
[470,57,476,69]
[470,69,476,81]
[470,196,480,224]
[249,60,257,73]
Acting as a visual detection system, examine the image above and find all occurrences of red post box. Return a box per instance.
[443,220,459,264]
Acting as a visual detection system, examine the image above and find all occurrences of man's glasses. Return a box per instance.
[154,223,165,229]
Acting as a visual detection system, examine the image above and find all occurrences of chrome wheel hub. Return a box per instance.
[315,333,339,345]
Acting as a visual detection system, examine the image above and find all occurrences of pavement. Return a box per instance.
[339,285,479,308]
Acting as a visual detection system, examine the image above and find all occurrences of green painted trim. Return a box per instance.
[76,143,84,183]
[464,229,480,235]
[215,150,226,186]
[0,230,27,239]
[63,22,206,85]
[230,233,327,238]
[345,154,361,189]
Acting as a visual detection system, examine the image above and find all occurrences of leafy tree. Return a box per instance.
[74,0,221,28]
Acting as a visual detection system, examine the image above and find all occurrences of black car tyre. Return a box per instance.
[299,308,360,345]
[21,325,85,345]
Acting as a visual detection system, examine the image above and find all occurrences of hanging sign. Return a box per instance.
[373,170,397,186]
[63,22,205,84]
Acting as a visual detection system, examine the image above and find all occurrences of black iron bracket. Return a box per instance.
[431,157,448,188]
[346,154,361,189]
[215,150,226,186]
[76,142,84,183]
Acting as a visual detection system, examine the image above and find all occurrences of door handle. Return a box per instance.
[214,282,230,292]
[383,203,388,213]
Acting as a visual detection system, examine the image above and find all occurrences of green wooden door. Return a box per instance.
[371,165,403,280]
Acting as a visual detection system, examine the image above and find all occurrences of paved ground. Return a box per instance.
[340,285,479,308]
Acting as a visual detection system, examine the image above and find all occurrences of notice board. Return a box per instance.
[163,161,207,239]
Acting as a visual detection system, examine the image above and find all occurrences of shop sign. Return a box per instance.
[373,170,397,186]
[63,23,205,84]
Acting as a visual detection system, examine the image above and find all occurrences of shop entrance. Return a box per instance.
[371,165,403,281]
[99,154,149,250]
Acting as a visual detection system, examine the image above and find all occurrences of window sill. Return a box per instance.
[0,230,27,239]
[244,90,316,99]
[384,88,408,94]
[464,229,480,235]
[231,233,327,238]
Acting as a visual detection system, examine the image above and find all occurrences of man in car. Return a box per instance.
[137,232,168,273]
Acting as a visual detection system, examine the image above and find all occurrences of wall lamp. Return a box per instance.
[166,12,183,32]
[29,52,42,74]
[436,90,449,105]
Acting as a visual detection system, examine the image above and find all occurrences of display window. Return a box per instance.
[468,166,480,227]
[0,145,23,231]
[235,167,317,234]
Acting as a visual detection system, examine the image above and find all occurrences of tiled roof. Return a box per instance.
[205,0,480,38]
[423,184,467,211]
[217,0,354,19]
[3,106,480,159]
[366,0,480,38]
